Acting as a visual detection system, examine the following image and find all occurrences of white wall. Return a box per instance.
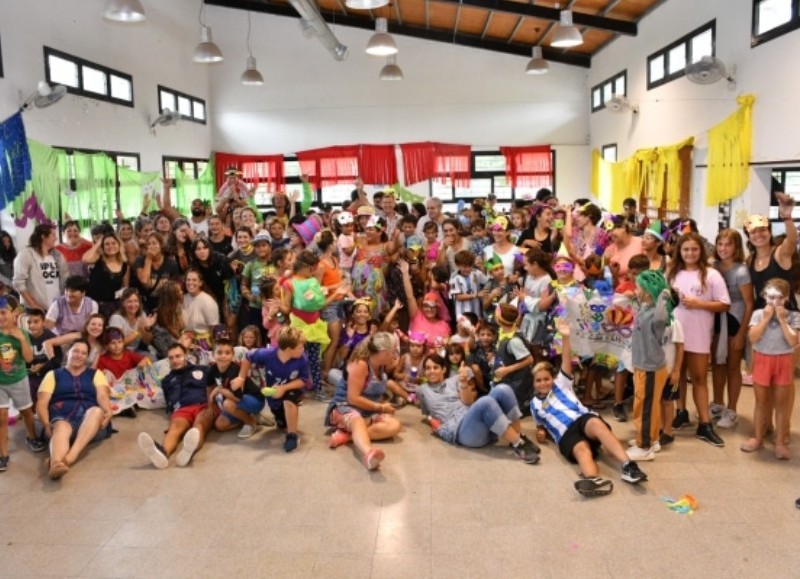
[0,0,212,172]
[589,0,800,235]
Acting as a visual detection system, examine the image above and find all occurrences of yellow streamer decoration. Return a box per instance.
[705,94,755,206]
[591,137,693,212]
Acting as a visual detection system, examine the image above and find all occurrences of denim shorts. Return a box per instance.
[320,301,345,323]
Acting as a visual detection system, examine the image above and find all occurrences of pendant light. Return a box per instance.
[366,17,398,56]
[241,13,264,85]
[193,1,223,63]
[379,55,403,81]
[525,46,549,75]
[103,0,146,22]
[551,5,583,48]
[346,0,389,9]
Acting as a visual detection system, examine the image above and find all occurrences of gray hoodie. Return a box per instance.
[12,247,69,309]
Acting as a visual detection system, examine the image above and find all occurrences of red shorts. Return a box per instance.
[752,351,794,386]
[171,403,213,425]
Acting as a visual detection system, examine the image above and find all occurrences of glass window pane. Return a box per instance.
[602,145,618,162]
[757,0,792,34]
[592,88,602,108]
[110,75,132,101]
[320,184,352,205]
[431,179,453,201]
[603,82,613,103]
[474,154,505,172]
[284,160,301,178]
[494,176,512,200]
[192,100,206,121]
[117,155,139,171]
[182,162,197,178]
[164,161,178,180]
[177,96,192,116]
[668,44,686,74]
[614,75,626,96]
[197,161,208,176]
[649,55,665,83]
[457,178,491,198]
[160,90,176,113]
[82,66,107,95]
[48,55,79,87]
[691,29,713,62]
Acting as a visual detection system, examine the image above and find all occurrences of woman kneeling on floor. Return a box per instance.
[416,354,540,463]
[36,339,114,480]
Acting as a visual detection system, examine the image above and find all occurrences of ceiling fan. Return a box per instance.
[20,81,67,112]
[149,108,181,134]
[686,56,736,88]
[606,94,638,114]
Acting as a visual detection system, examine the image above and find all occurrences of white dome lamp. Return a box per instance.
[366,17,398,56]
[379,55,404,81]
[193,1,223,63]
[240,13,264,85]
[551,5,583,49]
[104,0,146,22]
[525,46,549,75]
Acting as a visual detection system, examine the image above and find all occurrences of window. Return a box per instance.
[602,144,618,162]
[770,168,800,223]
[591,71,626,112]
[647,20,715,89]
[44,47,134,106]
[753,0,800,46]
[158,85,207,124]
[162,157,208,185]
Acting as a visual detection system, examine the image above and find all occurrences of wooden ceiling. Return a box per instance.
[206,0,667,68]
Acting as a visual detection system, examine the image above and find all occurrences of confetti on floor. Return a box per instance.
[661,494,698,515]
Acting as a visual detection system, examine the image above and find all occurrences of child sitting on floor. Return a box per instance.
[530,318,648,498]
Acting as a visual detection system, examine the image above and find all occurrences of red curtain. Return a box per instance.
[359,144,397,185]
[296,146,360,190]
[400,142,471,187]
[214,152,284,192]
[500,145,553,189]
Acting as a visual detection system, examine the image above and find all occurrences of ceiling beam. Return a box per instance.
[205,0,591,66]
[434,0,636,35]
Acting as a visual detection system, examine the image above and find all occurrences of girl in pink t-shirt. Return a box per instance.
[667,233,730,447]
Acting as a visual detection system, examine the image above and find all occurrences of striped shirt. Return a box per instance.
[530,371,592,444]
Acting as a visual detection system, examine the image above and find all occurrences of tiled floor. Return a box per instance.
[1,383,799,578]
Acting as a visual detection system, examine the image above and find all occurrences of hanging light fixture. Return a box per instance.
[103,0,146,22]
[551,5,583,48]
[346,0,389,9]
[379,55,403,81]
[525,46,549,75]
[193,1,223,63]
[240,13,264,85]
[366,17,398,56]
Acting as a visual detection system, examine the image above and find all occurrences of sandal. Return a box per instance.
[48,460,69,480]
[740,438,763,453]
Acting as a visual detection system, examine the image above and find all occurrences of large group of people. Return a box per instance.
[0,175,798,499]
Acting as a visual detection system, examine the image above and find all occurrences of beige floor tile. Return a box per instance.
[376,523,431,554]
[371,553,432,578]
[312,553,374,578]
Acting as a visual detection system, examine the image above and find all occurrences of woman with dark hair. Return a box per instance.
[109,288,154,351]
[482,215,522,276]
[182,269,219,344]
[518,202,559,255]
[0,230,17,282]
[416,354,540,462]
[131,233,180,312]
[36,339,113,480]
[150,280,184,359]
[604,216,644,287]
[56,220,93,277]
[82,233,130,319]
[436,217,471,275]
[191,237,233,319]
[411,202,427,221]
[13,223,70,311]
[564,202,609,279]
[165,218,194,274]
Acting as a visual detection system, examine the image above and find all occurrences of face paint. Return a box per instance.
[763,288,785,306]
[553,261,575,274]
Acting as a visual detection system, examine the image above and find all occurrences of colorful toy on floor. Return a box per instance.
[662,494,698,515]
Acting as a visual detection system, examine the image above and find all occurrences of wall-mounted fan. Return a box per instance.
[149,108,181,134]
[686,56,736,86]
[606,94,638,114]
[20,81,67,111]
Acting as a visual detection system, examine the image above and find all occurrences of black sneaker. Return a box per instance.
[795,497,800,510]
[672,409,690,429]
[519,432,541,454]
[574,475,613,497]
[612,403,627,422]
[0,455,8,472]
[284,433,298,453]
[695,422,724,447]
[512,437,541,464]
[659,432,675,447]
[118,407,137,418]
[27,437,47,453]
[621,460,648,484]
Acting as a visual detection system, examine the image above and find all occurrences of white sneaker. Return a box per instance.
[709,403,725,419]
[626,445,656,461]
[237,423,260,439]
[628,439,661,452]
[256,413,275,427]
[716,409,738,429]
[175,427,200,467]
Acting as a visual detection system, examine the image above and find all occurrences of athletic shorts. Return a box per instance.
[0,377,33,411]
[172,403,213,425]
[752,351,794,386]
[558,413,606,464]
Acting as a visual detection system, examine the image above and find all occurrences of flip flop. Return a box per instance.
[48,460,69,480]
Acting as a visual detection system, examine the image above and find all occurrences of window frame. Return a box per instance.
[44,47,134,107]
[752,0,800,46]
[591,70,627,113]
[162,156,209,187]
[157,85,207,125]
[646,20,716,90]
[601,144,618,162]
[769,167,800,224]
[0,34,4,78]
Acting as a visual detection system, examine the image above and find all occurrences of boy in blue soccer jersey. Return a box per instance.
[530,318,648,497]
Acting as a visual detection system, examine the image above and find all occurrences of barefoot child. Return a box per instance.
[741,278,800,459]
[530,318,648,497]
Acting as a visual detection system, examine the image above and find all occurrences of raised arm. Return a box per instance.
[556,318,572,376]
[775,191,797,266]
[398,260,418,319]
